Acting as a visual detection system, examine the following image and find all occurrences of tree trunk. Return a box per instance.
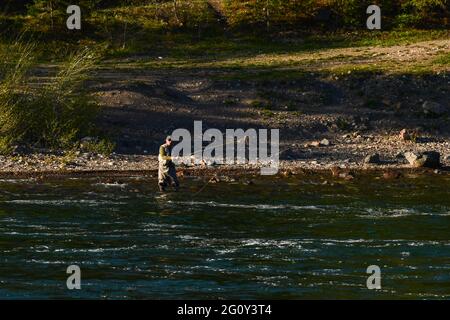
[173,0,181,26]
[49,0,54,31]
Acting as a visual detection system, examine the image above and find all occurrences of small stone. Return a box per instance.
[281,170,294,177]
[310,141,321,147]
[320,139,331,146]
[339,172,354,180]
[210,176,220,183]
[399,129,410,141]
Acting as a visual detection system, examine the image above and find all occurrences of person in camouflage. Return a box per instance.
[158,136,179,192]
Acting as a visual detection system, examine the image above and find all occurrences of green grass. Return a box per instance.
[79,138,116,156]
[349,29,450,47]
[433,53,450,66]
[0,40,109,154]
[95,28,449,79]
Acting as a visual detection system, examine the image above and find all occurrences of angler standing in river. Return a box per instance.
[158,136,180,192]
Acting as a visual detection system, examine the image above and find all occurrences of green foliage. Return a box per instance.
[0,136,15,155]
[222,0,448,29]
[223,0,318,29]
[1,0,448,57]
[335,117,352,131]
[433,52,450,65]
[0,40,102,154]
[395,0,449,28]
[81,138,116,155]
[2,0,448,33]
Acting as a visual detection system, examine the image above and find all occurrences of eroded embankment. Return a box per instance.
[0,163,448,181]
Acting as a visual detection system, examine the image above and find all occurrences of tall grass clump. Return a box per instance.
[0,40,103,154]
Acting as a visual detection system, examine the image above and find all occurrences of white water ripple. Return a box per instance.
[167,200,325,211]
[3,199,126,206]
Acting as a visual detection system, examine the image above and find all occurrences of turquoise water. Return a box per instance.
[0,174,449,299]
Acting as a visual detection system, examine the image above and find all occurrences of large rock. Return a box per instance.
[404,151,441,168]
[404,151,419,164]
[364,153,381,164]
[422,101,447,117]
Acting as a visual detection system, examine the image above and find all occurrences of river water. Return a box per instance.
[0,174,449,299]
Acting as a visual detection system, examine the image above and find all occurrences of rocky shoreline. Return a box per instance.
[2,129,449,178]
[0,137,448,180]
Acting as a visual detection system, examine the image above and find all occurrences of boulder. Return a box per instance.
[404,151,419,164]
[421,151,441,168]
[404,151,441,168]
[364,153,381,164]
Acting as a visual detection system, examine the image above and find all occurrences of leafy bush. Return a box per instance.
[0,40,103,154]
[223,0,320,30]
[4,0,449,32]
[80,138,116,155]
[222,0,448,30]
[395,0,449,28]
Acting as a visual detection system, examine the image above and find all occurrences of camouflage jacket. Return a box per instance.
[159,144,174,167]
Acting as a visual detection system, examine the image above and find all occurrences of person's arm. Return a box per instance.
[159,145,172,161]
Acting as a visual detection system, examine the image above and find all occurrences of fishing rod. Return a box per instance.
[168,128,287,195]
[180,135,246,198]
[190,148,288,198]
[181,137,287,197]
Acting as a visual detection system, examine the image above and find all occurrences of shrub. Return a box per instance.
[0,40,103,154]
[395,0,449,28]
[223,0,448,30]
[223,0,320,30]
[81,138,116,155]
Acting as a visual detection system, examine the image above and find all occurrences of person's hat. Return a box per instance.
[166,135,172,141]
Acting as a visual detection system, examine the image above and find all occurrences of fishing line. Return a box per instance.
[188,144,289,198]
[170,133,287,197]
